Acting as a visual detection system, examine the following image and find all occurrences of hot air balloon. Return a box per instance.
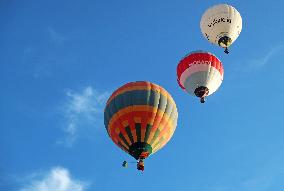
[200,4,242,54]
[104,81,178,171]
[177,50,224,103]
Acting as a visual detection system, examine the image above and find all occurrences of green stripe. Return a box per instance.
[135,123,141,142]
[104,89,176,128]
[150,129,160,145]
[118,141,129,152]
[144,124,152,143]
[119,133,130,147]
[153,137,164,150]
[125,126,134,144]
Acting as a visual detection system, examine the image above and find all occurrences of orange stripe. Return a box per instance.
[108,105,175,135]
[147,107,158,126]
[150,127,164,146]
[107,86,175,107]
[147,103,172,144]
[154,115,176,144]
[109,111,144,145]
[147,114,163,144]
[108,111,154,142]
[109,119,123,144]
[150,121,168,147]
[140,112,148,142]
[152,120,176,153]
[147,106,176,145]
[153,131,173,152]
[106,83,176,107]
[129,116,137,142]
[107,82,154,103]
[110,119,132,146]
[107,105,177,153]
[150,116,175,148]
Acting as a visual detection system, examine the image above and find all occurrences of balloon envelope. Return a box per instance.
[177,50,224,98]
[104,81,178,160]
[200,4,242,50]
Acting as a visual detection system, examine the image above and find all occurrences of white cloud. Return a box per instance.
[48,27,65,44]
[19,167,88,191]
[245,44,284,70]
[58,86,110,147]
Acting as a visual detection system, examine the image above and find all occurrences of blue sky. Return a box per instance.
[1,0,284,190]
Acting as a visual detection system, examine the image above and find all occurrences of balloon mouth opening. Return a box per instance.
[195,86,209,103]
[194,86,209,98]
[218,36,232,48]
[129,142,152,160]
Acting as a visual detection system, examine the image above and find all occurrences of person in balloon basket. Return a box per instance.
[137,159,145,171]
[200,88,209,103]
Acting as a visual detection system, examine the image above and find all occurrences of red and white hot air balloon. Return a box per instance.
[177,50,224,103]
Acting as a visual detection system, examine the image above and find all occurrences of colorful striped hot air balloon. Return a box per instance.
[177,51,224,103]
[104,81,178,171]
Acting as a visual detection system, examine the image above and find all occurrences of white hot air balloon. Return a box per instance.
[200,4,242,54]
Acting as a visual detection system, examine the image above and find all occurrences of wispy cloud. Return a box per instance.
[48,27,66,44]
[240,156,284,191]
[243,44,284,71]
[58,86,110,147]
[19,167,88,191]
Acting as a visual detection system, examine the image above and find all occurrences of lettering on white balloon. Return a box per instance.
[189,60,211,66]
[208,17,231,27]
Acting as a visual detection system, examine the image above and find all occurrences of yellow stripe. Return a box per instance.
[150,114,177,153]
[152,142,161,153]
[150,123,166,147]
[152,136,163,151]
[151,124,172,149]
[147,107,158,126]
[152,131,172,153]
[147,114,172,144]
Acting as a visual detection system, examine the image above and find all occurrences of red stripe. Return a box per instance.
[177,52,223,85]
